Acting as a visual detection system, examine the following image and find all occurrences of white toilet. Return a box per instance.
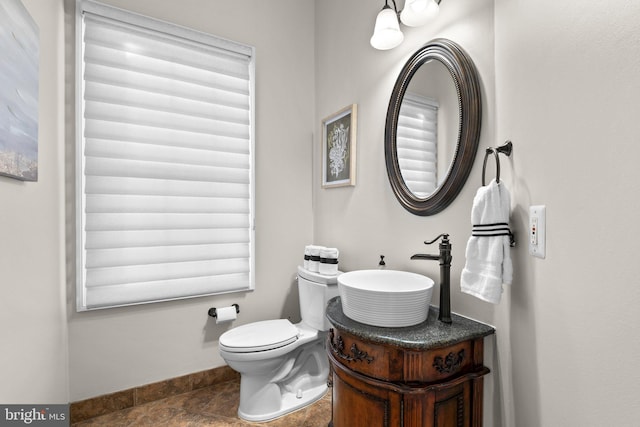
[218,266,341,422]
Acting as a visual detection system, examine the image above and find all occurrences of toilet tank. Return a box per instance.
[297,266,341,331]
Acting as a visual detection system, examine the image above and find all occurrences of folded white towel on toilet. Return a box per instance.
[461,178,512,304]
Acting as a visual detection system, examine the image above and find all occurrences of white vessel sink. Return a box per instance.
[337,269,435,327]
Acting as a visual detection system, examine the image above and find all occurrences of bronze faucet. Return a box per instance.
[410,234,452,324]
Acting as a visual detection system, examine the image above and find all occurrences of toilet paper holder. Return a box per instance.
[208,304,240,318]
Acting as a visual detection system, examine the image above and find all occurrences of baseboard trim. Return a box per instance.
[70,366,239,424]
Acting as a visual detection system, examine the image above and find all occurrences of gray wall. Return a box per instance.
[65,0,317,400]
[314,0,498,422]
[315,0,640,426]
[0,0,68,404]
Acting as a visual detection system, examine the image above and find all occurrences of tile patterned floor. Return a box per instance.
[71,378,332,427]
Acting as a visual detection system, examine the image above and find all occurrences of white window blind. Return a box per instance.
[75,0,255,310]
[397,94,438,198]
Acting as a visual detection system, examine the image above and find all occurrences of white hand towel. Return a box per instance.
[461,179,512,304]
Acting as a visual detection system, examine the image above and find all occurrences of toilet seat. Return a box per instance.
[219,319,299,353]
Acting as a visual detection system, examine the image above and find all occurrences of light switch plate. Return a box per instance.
[529,205,546,259]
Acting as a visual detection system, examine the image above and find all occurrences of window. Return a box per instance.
[75,0,255,310]
[396,94,438,198]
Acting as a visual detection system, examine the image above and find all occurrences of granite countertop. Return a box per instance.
[325,296,495,350]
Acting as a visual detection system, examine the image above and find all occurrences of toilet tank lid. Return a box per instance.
[297,266,342,285]
[219,319,299,352]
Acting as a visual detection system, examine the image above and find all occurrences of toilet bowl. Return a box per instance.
[218,266,340,422]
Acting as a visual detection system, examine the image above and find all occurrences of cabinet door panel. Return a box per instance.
[434,382,471,427]
[331,360,402,427]
[332,375,388,427]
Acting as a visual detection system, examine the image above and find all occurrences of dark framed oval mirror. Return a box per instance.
[385,38,481,216]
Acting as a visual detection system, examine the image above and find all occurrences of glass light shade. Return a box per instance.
[400,0,439,27]
[370,6,404,50]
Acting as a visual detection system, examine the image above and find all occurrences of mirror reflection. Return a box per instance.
[397,59,459,199]
[385,38,481,216]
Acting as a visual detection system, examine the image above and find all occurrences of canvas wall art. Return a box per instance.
[0,0,39,181]
[322,104,357,188]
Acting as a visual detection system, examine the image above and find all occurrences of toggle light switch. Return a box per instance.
[529,205,546,259]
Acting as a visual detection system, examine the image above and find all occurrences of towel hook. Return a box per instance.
[482,141,513,186]
[482,148,500,186]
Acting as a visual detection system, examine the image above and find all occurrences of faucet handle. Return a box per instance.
[424,233,449,245]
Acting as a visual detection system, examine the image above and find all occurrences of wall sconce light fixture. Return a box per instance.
[371,0,442,50]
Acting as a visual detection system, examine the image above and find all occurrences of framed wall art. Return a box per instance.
[322,104,357,188]
[0,0,39,181]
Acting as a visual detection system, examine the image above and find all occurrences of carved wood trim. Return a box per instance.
[329,329,374,364]
[457,392,464,427]
[433,349,465,374]
[473,337,484,365]
[472,376,485,425]
[403,351,424,379]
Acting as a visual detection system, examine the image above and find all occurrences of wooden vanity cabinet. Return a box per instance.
[326,300,494,427]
